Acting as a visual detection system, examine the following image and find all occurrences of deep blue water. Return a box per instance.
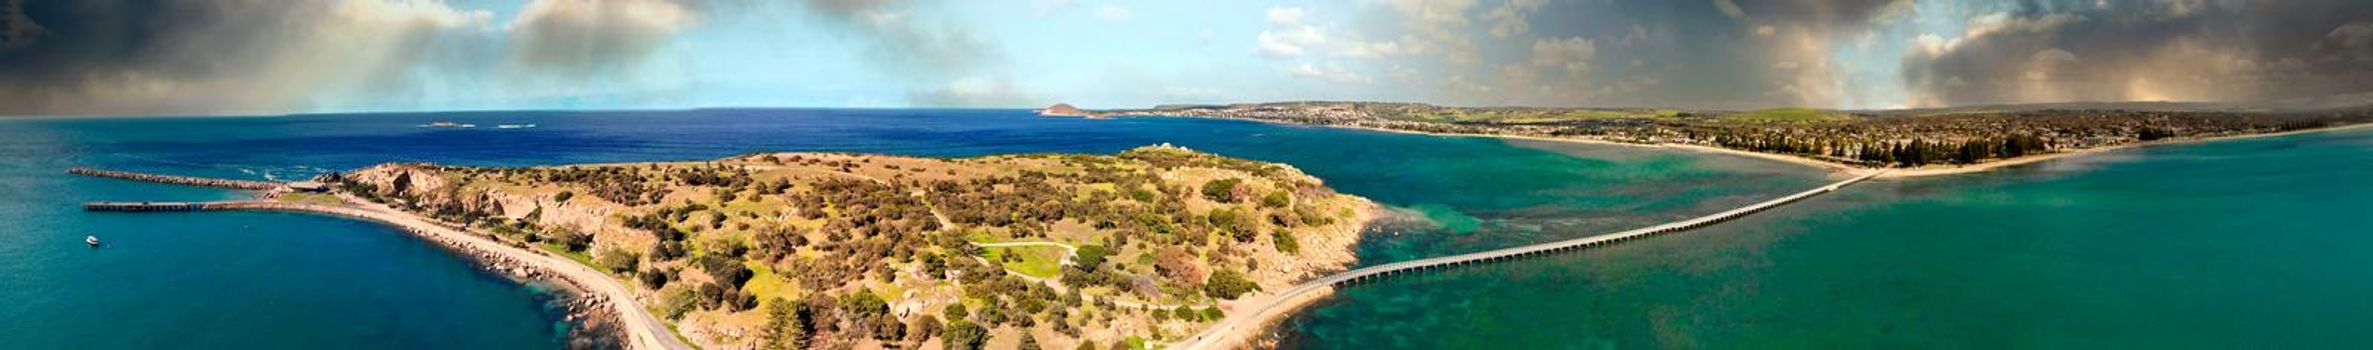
[0,109,1824,348]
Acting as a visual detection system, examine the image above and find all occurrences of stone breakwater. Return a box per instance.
[204,201,660,349]
[68,168,285,190]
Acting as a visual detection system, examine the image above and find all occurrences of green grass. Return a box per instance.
[1724,108,1852,123]
[274,192,345,205]
[982,246,1068,278]
[744,263,798,300]
[539,243,596,267]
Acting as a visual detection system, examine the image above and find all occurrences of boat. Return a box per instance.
[86,235,100,247]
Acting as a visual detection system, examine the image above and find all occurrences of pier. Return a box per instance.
[1179,171,1885,349]
[82,201,218,212]
[68,167,285,190]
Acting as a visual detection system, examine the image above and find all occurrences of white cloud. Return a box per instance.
[1256,6,1325,58]
[1531,36,1596,78]
[1485,0,1546,38]
[1755,25,1776,38]
[1267,6,1307,26]
[1093,4,1130,22]
[1288,62,1371,84]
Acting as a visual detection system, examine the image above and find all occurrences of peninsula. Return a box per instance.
[326,145,1377,349]
[1073,98,2373,177]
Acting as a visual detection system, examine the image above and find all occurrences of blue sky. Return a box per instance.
[4,0,2372,116]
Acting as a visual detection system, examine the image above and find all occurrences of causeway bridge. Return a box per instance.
[1179,170,1884,349]
[69,167,286,190]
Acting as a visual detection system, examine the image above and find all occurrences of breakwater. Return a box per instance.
[68,167,285,190]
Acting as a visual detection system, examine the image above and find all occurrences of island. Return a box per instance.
[1081,99,2373,177]
[326,144,1377,349]
[1037,103,1093,118]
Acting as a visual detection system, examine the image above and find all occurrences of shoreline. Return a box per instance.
[1178,200,1383,349]
[1162,114,2373,179]
[210,200,691,350]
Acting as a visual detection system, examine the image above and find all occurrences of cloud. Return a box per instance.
[1256,6,1324,58]
[1093,4,1130,22]
[1530,37,1596,78]
[1900,1,2373,107]
[1484,0,1545,38]
[1288,62,1370,84]
[0,0,725,116]
[507,0,697,78]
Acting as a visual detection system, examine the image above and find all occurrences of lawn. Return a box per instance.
[981,245,1069,278]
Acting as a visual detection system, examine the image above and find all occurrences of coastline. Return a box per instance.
[210,199,691,350]
[1180,200,1383,349]
[1157,113,2373,179]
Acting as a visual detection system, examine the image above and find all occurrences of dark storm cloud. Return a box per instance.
[1450,0,1907,108]
[1901,0,2373,107]
[0,0,699,116]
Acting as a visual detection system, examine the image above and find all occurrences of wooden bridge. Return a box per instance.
[1179,170,1885,349]
[68,167,285,190]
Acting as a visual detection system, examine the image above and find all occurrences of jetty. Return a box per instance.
[83,201,216,212]
[68,167,285,190]
[1178,171,1885,349]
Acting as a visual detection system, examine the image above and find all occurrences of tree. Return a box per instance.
[764,298,812,350]
[1202,269,1260,299]
[1017,332,1043,350]
[943,320,989,350]
[594,247,640,273]
[1073,244,1110,269]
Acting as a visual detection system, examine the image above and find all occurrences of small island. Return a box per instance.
[1037,103,1093,118]
[334,145,1377,349]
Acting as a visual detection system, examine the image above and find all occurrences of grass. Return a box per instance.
[982,245,1068,278]
[744,263,798,300]
[274,192,345,205]
[538,242,596,267]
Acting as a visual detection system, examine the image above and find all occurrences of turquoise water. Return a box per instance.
[0,110,1821,348]
[1281,128,2373,348]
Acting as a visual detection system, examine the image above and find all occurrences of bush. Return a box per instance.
[1260,191,1290,208]
[1200,178,1241,202]
[1270,230,1300,254]
[552,191,574,203]
[944,320,988,350]
[595,248,640,273]
[1202,269,1260,299]
[1073,244,1110,269]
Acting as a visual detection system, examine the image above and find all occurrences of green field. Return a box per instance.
[982,245,1069,278]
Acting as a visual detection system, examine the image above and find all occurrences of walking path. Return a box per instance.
[1176,171,1883,349]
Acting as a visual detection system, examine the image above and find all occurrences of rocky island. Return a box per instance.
[333,145,1377,349]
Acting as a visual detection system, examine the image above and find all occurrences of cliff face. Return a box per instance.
[345,146,1376,350]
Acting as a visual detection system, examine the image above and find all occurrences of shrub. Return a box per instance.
[1202,269,1260,299]
[1200,178,1241,202]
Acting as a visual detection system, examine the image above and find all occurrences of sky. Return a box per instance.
[3,0,2373,116]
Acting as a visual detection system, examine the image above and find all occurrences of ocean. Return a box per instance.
[3,109,2363,348]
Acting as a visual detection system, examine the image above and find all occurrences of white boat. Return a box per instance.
[86,235,100,247]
